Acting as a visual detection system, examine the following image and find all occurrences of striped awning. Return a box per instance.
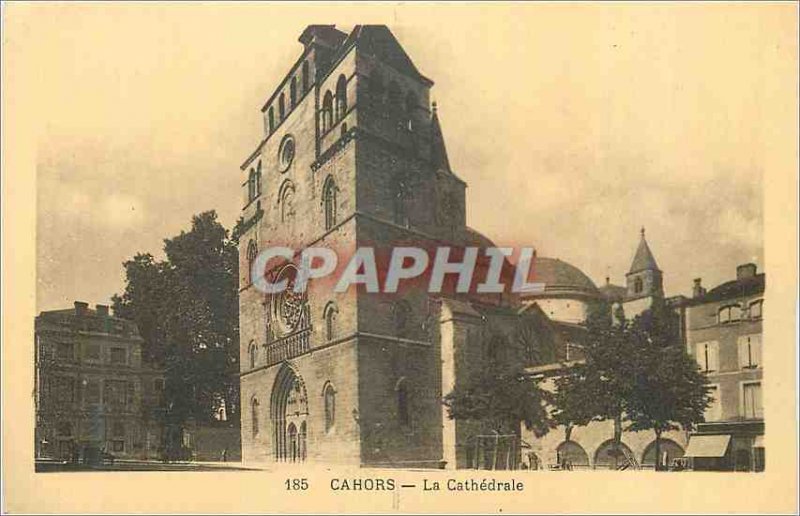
[684,435,731,457]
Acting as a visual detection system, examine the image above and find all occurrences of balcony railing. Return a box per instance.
[264,328,311,367]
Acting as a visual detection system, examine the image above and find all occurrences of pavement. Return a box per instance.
[35,459,258,473]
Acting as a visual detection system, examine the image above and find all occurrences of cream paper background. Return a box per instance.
[2,2,797,513]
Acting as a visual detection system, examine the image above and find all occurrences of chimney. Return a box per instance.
[74,301,89,316]
[96,304,109,317]
[736,263,757,281]
[692,278,706,298]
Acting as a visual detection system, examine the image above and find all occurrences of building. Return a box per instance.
[236,24,762,471]
[520,232,690,471]
[681,264,765,471]
[35,301,166,461]
[237,24,563,468]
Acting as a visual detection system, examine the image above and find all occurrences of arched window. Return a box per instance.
[485,335,507,367]
[254,162,262,197]
[251,397,260,436]
[279,181,295,223]
[248,169,256,202]
[335,74,347,120]
[323,176,337,230]
[268,107,275,133]
[404,92,417,131]
[324,383,336,432]
[321,91,334,132]
[396,379,410,427]
[287,422,298,461]
[323,302,338,341]
[299,421,307,462]
[634,277,643,294]
[290,77,297,108]
[248,340,257,369]
[246,240,258,284]
[279,92,286,120]
[302,61,310,92]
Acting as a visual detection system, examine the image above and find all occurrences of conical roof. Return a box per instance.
[628,228,660,273]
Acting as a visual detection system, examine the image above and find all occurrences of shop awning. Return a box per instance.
[684,435,731,457]
[753,435,764,448]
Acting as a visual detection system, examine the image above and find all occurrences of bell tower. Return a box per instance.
[238,25,469,468]
[622,228,664,317]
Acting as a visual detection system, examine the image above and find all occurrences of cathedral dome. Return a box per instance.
[527,257,600,298]
[522,257,601,325]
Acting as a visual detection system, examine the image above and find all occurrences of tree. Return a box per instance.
[625,304,712,471]
[553,302,712,470]
[112,211,240,435]
[443,323,554,469]
[552,305,637,466]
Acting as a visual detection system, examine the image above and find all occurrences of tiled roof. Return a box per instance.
[685,273,765,306]
[599,282,627,301]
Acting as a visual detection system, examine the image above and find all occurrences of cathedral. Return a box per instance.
[236,24,679,469]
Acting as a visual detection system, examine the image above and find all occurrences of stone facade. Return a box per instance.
[236,24,760,472]
[35,302,166,461]
[237,25,538,468]
[683,263,765,471]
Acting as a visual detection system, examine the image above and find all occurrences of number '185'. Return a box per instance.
[285,478,308,490]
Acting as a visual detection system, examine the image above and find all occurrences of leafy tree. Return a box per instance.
[552,305,636,463]
[553,302,712,470]
[112,211,240,436]
[625,304,712,470]
[443,322,554,443]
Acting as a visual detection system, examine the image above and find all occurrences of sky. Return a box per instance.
[15,3,794,312]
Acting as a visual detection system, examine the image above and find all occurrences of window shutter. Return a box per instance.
[696,343,706,370]
[709,342,719,372]
[752,335,762,367]
[738,337,749,369]
[754,383,763,418]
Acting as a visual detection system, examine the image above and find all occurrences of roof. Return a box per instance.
[628,228,660,274]
[685,273,765,306]
[36,305,142,338]
[352,25,433,85]
[430,103,450,172]
[526,257,599,296]
[599,282,627,301]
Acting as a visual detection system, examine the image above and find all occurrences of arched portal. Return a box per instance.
[641,439,685,470]
[271,363,308,461]
[556,440,590,469]
[594,439,635,470]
